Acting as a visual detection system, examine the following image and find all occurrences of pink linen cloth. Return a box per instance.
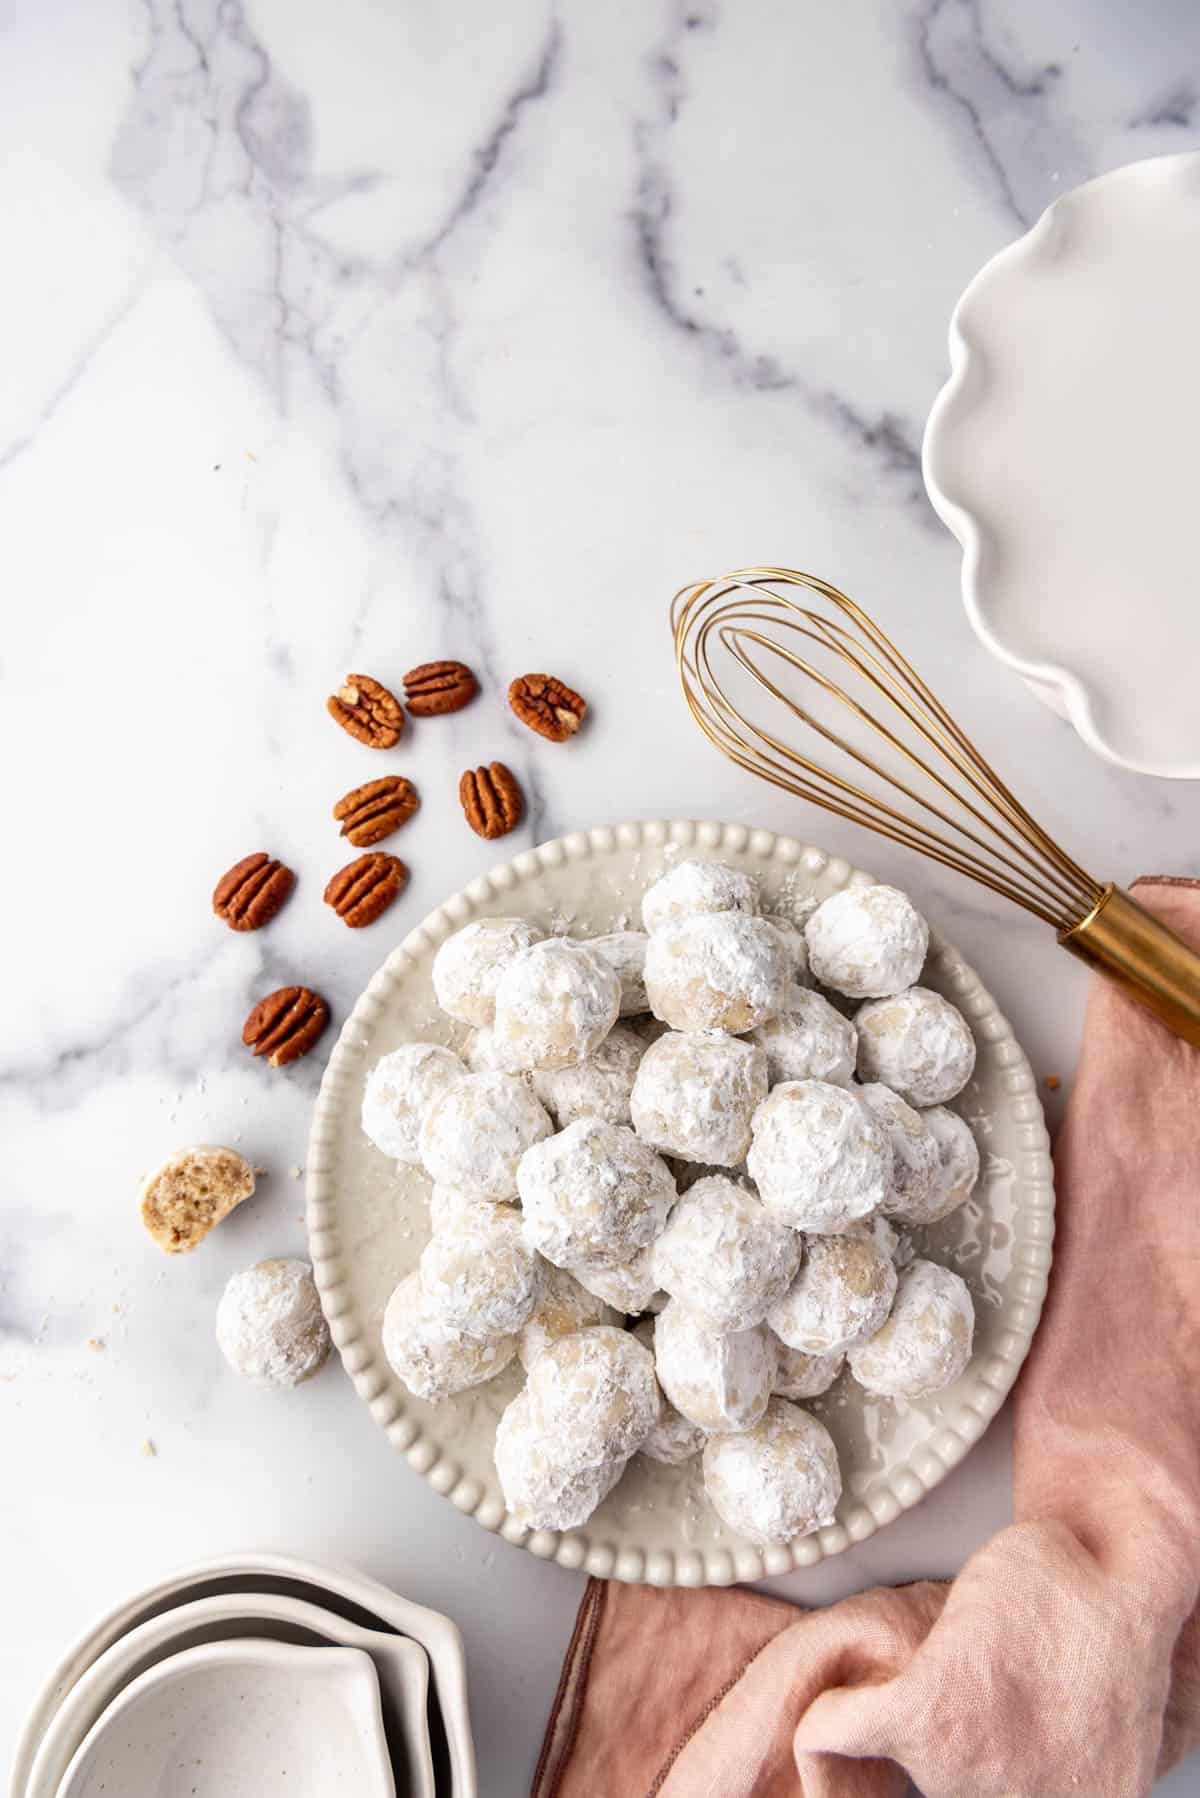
[533,878,1200,1798]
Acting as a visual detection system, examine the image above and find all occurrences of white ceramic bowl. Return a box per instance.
[57,1639,394,1798]
[307,820,1054,1586]
[25,1593,433,1798]
[9,1553,474,1798]
[924,150,1200,777]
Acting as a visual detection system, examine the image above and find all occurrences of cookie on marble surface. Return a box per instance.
[140,1145,255,1255]
[216,1258,331,1389]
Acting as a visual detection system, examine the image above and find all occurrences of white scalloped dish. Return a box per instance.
[923,151,1200,778]
[307,822,1054,1587]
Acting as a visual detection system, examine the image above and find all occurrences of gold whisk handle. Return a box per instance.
[1059,886,1200,1048]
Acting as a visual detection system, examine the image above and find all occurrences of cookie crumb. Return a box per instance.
[87,1337,105,1353]
[141,1438,156,1458]
[289,1166,303,1181]
[1044,1074,1061,1091]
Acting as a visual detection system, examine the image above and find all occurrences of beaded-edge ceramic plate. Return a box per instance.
[923,151,1200,778]
[306,821,1054,1587]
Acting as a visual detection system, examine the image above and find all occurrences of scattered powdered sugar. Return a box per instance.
[651,1175,801,1333]
[644,912,789,1034]
[216,1258,331,1389]
[805,884,929,999]
[847,1257,974,1399]
[856,986,977,1107]
[702,1398,842,1546]
[630,1031,768,1167]
[641,859,760,934]
[750,988,856,1087]
[748,1080,890,1232]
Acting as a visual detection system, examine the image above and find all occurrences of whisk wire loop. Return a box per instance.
[671,567,1105,932]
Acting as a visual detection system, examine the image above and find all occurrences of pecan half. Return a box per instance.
[508,673,587,742]
[327,673,405,747]
[333,775,419,847]
[403,659,479,716]
[212,852,295,931]
[460,762,523,840]
[243,986,329,1068]
[324,852,408,927]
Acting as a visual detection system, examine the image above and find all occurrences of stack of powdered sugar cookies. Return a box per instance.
[365,861,981,1547]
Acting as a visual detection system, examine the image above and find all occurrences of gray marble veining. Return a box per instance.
[3,2,1199,1791]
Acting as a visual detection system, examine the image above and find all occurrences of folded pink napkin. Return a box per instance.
[534,879,1200,1798]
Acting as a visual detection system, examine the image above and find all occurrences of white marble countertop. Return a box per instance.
[4,2,1200,1792]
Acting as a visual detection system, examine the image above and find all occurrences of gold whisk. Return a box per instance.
[671,566,1200,1048]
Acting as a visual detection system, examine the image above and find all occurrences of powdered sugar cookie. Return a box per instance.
[644,912,789,1035]
[641,860,759,934]
[747,1080,890,1233]
[419,1206,542,1340]
[703,1398,841,1545]
[856,986,977,1107]
[419,1071,552,1199]
[805,884,928,999]
[432,916,543,1026]
[767,1230,898,1355]
[654,1299,775,1434]
[750,988,856,1088]
[216,1258,331,1389]
[361,1043,465,1164]
[492,938,621,1071]
[518,1264,617,1371]
[651,1175,801,1333]
[383,1272,516,1403]
[857,1082,941,1225]
[630,1031,768,1167]
[586,931,649,1015]
[532,1023,644,1128]
[517,1118,675,1269]
[847,1258,974,1399]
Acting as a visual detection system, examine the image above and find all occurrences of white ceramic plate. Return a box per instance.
[57,1640,394,1798]
[923,151,1200,777]
[307,820,1055,1587]
[25,1593,433,1798]
[9,1553,474,1798]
